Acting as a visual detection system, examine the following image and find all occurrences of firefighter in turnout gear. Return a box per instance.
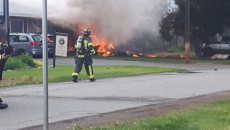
[72,28,96,82]
[0,42,11,109]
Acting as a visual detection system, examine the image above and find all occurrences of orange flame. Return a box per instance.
[78,24,115,57]
[68,39,75,51]
[146,55,157,58]
[127,50,197,59]
[133,54,140,58]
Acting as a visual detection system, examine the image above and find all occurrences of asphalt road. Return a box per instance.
[0,68,230,130]
[35,57,230,71]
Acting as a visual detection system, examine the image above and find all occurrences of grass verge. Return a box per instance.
[76,99,230,130]
[1,66,184,87]
[93,56,230,65]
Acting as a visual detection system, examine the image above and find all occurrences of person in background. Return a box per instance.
[0,42,12,109]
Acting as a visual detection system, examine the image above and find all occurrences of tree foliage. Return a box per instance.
[160,0,230,43]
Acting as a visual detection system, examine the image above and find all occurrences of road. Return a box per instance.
[0,67,230,130]
[36,57,230,71]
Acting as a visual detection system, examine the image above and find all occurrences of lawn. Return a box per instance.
[1,66,184,87]
[77,99,230,130]
[153,47,196,56]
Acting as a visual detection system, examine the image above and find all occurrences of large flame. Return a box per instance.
[77,24,198,59]
[78,24,115,57]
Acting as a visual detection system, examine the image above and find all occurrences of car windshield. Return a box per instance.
[32,35,42,42]
[48,36,54,42]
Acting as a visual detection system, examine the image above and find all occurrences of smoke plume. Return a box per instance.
[48,0,169,52]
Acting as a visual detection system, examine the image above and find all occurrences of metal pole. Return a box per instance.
[185,0,190,64]
[42,0,49,130]
[5,0,9,45]
[53,29,56,68]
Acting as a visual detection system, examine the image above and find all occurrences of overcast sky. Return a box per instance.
[8,0,177,17]
[9,0,68,15]
[9,0,176,12]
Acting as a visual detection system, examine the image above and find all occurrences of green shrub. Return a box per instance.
[33,60,43,68]
[19,53,35,67]
[4,58,26,71]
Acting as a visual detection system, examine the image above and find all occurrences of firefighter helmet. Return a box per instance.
[84,28,91,35]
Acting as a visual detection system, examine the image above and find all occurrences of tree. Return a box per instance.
[159,12,176,42]
[159,0,230,56]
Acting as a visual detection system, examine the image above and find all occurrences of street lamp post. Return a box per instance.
[185,0,190,64]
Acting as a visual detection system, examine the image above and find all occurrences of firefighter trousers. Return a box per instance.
[0,59,7,80]
[72,56,94,79]
[0,59,7,102]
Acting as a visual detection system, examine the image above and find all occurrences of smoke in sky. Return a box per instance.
[48,0,171,51]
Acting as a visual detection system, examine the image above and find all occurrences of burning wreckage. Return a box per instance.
[48,0,230,60]
[52,23,198,60]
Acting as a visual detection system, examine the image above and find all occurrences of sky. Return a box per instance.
[9,0,67,15]
[9,0,176,16]
[0,0,3,15]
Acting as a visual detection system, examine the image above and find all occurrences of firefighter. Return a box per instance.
[0,42,10,109]
[0,94,8,109]
[72,28,96,82]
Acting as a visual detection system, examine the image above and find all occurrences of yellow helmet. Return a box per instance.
[84,28,91,35]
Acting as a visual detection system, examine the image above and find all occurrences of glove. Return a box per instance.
[0,45,14,55]
[1,53,10,60]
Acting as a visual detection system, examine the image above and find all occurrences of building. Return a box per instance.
[8,1,77,52]
[9,1,54,34]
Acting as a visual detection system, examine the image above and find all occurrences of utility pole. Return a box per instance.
[185,0,190,64]
[42,0,49,130]
[5,0,10,45]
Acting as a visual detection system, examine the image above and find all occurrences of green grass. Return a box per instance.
[76,99,230,130]
[1,66,183,87]
[93,56,230,65]
[160,47,196,56]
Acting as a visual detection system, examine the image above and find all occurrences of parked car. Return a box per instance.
[47,34,54,43]
[9,33,54,58]
[201,36,230,57]
[44,34,54,58]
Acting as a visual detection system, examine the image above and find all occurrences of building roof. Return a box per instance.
[9,0,65,18]
[9,1,41,18]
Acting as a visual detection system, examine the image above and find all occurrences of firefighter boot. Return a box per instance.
[0,95,3,102]
[0,102,8,109]
[72,76,78,83]
[90,78,96,82]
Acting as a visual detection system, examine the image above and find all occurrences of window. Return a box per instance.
[19,35,29,42]
[221,36,230,44]
[0,0,3,15]
[48,36,54,42]
[11,19,24,33]
[0,0,5,24]
[9,35,29,42]
[9,35,17,42]
[32,35,42,42]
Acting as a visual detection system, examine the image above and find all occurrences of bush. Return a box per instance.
[19,53,35,67]
[4,58,26,71]
[3,53,44,71]
[33,60,43,68]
